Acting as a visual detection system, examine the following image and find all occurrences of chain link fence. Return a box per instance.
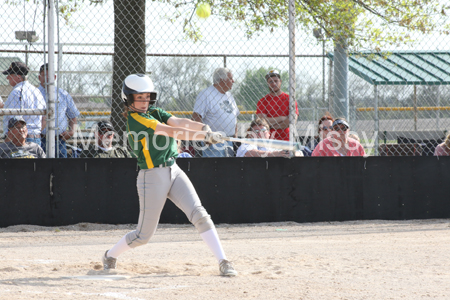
[0,0,449,158]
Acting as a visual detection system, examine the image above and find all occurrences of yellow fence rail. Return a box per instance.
[80,110,257,116]
[356,106,450,112]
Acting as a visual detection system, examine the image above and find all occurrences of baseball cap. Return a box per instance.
[332,119,349,129]
[97,121,114,132]
[265,69,281,80]
[2,62,29,76]
[7,116,27,129]
[39,63,49,73]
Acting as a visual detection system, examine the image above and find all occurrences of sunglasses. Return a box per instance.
[252,128,268,134]
[333,126,349,132]
[319,126,332,131]
[99,130,114,135]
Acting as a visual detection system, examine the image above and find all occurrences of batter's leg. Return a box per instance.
[167,164,237,276]
[104,168,172,268]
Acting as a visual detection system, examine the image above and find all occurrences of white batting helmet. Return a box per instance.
[122,74,158,107]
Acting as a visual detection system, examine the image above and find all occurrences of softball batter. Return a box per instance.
[102,74,237,276]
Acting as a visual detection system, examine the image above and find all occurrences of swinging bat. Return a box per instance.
[223,137,304,151]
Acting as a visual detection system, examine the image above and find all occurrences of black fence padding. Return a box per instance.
[0,157,449,227]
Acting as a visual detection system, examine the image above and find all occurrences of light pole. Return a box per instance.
[14,31,39,65]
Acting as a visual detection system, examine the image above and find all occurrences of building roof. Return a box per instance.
[0,57,40,87]
[327,51,450,85]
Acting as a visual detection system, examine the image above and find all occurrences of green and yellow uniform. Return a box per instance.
[127,107,178,169]
[103,74,236,276]
[121,105,215,250]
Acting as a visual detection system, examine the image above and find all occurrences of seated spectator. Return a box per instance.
[311,113,334,150]
[0,117,46,158]
[2,62,46,146]
[66,144,83,158]
[348,133,360,142]
[236,118,303,157]
[311,118,366,157]
[177,140,193,158]
[434,132,450,156]
[79,121,132,158]
[348,132,366,153]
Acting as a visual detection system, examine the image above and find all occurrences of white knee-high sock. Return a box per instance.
[200,228,226,262]
[107,234,132,258]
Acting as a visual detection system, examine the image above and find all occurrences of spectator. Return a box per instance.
[312,118,366,157]
[79,121,132,158]
[236,118,303,157]
[177,140,193,158]
[311,113,334,150]
[0,117,46,158]
[2,62,46,146]
[38,63,80,158]
[434,132,450,156]
[192,67,240,157]
[256,70,298,141]
[348,133,360,142]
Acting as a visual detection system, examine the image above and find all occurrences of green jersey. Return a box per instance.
[127,107,178,169]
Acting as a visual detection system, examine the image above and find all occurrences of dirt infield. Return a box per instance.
[0,220,449,300]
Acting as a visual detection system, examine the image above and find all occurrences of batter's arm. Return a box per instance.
[155,122,208,141]
[167,116,204,131]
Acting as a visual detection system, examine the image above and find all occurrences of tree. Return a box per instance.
[35,0,449,50]
[111,0,146,135]
[151,57,211,112]
[59,63,90,95]
[163,0,449,50]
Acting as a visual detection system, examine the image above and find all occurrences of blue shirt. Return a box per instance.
[3,81,46,135]
[178,152,193,158]
[38,85,80,135]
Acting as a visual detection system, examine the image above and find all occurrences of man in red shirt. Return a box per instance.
[256,70,299,141]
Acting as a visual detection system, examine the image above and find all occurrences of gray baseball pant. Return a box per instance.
[125,163,214,248]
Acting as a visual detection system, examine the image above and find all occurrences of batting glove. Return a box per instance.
[202,124,212,132]
[204,131,225,144]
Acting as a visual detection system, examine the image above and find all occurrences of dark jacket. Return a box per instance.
[79,145,133,158]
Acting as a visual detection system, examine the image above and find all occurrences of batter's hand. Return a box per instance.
[204,131,225,144]
[202,124,212,132]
